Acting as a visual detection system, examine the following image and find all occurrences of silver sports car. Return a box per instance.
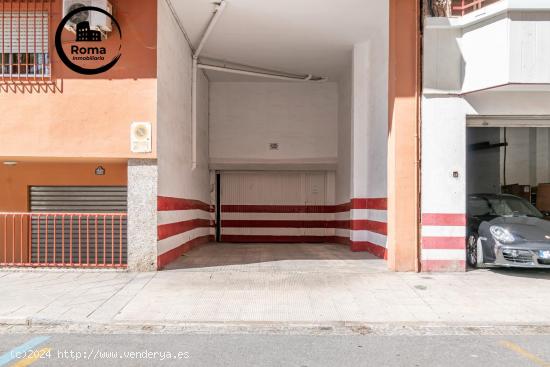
[467,193,550,268]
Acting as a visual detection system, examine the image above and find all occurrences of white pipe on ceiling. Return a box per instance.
[198,63,328,82]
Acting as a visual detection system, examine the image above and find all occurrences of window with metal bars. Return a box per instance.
[0,8,51,80]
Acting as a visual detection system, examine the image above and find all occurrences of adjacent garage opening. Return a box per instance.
[466,116,550,268]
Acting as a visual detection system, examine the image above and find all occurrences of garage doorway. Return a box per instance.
[467,116,550,207]
[466,116,550,268]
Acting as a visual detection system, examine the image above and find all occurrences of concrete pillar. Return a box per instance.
[387,0,421,272]
[127,159,158,271]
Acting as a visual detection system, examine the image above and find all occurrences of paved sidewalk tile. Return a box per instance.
[1,243,550,328]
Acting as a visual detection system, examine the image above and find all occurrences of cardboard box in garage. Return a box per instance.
[502,184,531,201]
[537,184,550,212]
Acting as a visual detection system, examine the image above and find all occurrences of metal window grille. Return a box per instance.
[1,1,51,82]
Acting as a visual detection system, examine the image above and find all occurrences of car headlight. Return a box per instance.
[490,226,515,243]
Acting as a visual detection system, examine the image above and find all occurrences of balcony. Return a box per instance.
[452,0,501,16]
[424,0,550,95]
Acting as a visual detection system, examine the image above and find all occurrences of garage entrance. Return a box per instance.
[466,116,550,268]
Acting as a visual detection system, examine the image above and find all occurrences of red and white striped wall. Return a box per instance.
[157,196,214,269]
[220,198,388,258]
[421,213,466,272]
[349,198,387,258]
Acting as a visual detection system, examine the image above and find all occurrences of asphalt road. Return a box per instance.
[2,333,550,366]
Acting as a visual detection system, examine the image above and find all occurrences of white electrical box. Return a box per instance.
[130,122,152,153]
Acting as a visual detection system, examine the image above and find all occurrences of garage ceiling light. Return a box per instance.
[3,161,18,166]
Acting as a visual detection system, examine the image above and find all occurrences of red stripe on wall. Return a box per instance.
[350,220,387,235]
[157,235,213,269]
[158,196,213,212]
[220,219,386,232]
[421,260,466,272]
[221,200,387,213]
[350,241,388,259]
[350,198,387,210]
[422,237,466,250]
[221,220,350,229]
[158,219,213,240]
[221,204,349,214]
[221,235,338,244]
[422,213,466,226]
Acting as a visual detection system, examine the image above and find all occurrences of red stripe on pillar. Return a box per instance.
[422,213,466,226]
[421,260,466,272]
[422,237,466,249]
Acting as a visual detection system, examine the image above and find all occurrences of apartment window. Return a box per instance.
[1,10,50,79]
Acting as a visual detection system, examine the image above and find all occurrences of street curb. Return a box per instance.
[3,318,550,336]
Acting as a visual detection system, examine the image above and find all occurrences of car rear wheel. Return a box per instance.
[467,233,480,267]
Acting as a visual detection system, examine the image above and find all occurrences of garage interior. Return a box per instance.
[466,117,550,269]
[467,121,550,214]
[156,0,390,270]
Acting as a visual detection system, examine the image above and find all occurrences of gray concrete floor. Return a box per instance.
[164,243,387,273]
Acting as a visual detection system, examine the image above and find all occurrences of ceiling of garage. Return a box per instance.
[167,0,388,81]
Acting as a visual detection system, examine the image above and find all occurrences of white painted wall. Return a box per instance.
[156,0,211,255]
[209,82,338,169]
[157,1,210,203]
[421,96,468,215]
[509,11,550,83]
[423,91,550,215]
[351,41,388,200]
[424,5,550,93]
[461,14,510,92]
[500,127,550,186]
[336,58,352,205]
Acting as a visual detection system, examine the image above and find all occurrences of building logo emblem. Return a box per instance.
[55,6,122,75]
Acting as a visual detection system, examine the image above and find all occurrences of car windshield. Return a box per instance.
[468,195,543,218]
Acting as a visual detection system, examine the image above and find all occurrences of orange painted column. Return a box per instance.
[386,0,421,272]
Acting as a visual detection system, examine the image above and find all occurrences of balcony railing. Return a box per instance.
[452,0,501,16]
[0,212,127,268]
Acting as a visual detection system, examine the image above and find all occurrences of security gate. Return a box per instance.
[29,186,127,266]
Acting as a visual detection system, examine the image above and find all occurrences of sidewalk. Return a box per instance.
[2,244,550,333]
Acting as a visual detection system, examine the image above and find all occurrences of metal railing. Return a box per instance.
[0,213,127,268]
[452,0,501,16]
